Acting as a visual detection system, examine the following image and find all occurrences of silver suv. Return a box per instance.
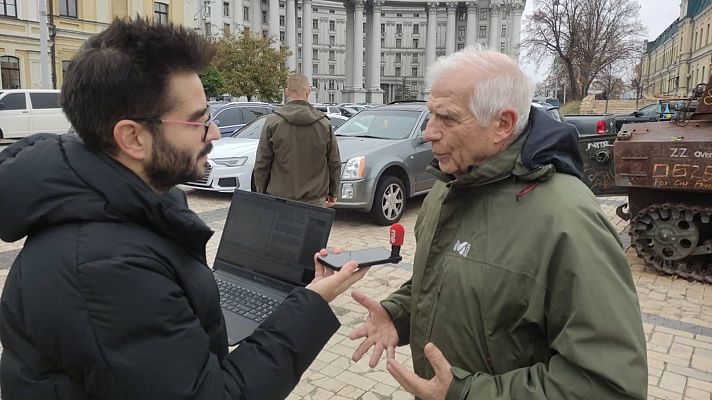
[334,101,432,225]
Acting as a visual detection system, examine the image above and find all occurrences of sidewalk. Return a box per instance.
[0,193,711,399]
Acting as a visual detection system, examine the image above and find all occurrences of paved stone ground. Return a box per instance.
[1,189,711,399]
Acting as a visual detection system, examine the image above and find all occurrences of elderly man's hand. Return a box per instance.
[387,343,453,400]
[349,291,400,367]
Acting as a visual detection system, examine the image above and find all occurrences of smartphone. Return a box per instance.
[317,247,401,271]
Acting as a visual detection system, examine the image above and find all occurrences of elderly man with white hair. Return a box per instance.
[350,46,648,400]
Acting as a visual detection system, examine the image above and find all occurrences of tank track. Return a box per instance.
[630,203,712,284]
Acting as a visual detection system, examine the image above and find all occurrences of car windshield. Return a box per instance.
[335,110,421,140]
[231,117,267,139]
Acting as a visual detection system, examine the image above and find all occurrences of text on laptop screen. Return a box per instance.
[216,192,331,285]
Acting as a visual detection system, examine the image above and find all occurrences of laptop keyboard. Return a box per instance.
[216,278,280,323]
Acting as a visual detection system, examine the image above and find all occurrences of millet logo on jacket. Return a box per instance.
[453,240,471,257]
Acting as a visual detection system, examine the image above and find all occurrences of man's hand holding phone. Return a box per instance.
[306,249,368,303]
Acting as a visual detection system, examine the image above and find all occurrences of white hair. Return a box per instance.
[426,44,534,136]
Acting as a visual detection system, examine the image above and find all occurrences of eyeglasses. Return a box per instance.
[131,116,218,142]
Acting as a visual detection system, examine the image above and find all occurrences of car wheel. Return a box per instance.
[370,176,406,225]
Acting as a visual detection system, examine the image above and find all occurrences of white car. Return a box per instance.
[0,89,71,139]
[183,116,266,192]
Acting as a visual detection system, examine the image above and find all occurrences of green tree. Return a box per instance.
[212,29,290,102]
[200,66,224,99]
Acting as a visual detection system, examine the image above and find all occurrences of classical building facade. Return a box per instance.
[0,0,189,90]
[193,0,525,103]
[642,0,712,98]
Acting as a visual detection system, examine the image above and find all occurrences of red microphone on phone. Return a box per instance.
[390,223,405,260]
[317,224,405,270]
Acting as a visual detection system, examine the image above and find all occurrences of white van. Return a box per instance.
[0,89,71,139]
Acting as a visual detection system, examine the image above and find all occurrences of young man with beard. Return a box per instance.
[349,47,648,399]
[0,18,367,399]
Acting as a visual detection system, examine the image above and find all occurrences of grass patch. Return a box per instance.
[561,100,581,115]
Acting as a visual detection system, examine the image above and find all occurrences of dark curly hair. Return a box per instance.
[61,17,216,154]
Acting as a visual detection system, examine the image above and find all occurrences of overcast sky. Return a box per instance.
[521,0,682,82]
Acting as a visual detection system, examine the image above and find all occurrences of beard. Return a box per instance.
[145,131,213,192]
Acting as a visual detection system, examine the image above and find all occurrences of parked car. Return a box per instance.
[613,102,667,132]
[210,102,274,137]
[326,114,349,129]
[183,116,267,192]
[334,101,432,225]
[0,89,71,139]
[564,113,616,137]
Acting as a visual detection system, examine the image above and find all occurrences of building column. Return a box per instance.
[252,0,262,33]
[302,0,313,89]
[286,0,297,70]
[445,2,457,55]
[342,0,355,101]
[488,3,500,50]
[465,1,477,47]
[422,2,438,98]
[367,0,384,104]
[352,0,366,102]
[269,0,280,47]
[510,3,523,59]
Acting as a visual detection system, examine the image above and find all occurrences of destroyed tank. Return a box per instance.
[613,77,712,284]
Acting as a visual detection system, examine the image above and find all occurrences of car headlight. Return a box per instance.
[213,157,248,167]
[342,156,365,179]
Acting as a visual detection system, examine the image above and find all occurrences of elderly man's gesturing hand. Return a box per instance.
[387,343,454,400]
[349,291,400,368]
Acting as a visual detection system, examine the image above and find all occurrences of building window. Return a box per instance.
[224,23,231,34]
[501,24,507,37]
[263,30,268,37]
[396,13,402,17]
[280,15,285,26]
[396,38,401,48]
[0,0,17,17]
[0,56,20,89]
[381,66,385,76]
[313,49,318,60]
[329,35,335,46]
[329,20,335,30]
[243,6,250,20]
[414,13,419,17]
[59,0,77,17]
[381,24,386,34]
[330,9,334,13]
[411,82,417,91]
[479,25,486,38]
[479,10,487,20]
[396,24,402,35]
[459,12,466,21]
[412,67,418,77]
[297,17,302,28]
[298,48,302,58]
[313,19,319,29]
[412,53,418,62]
[381,37,385,47]
[62,60,71,78]
[395,53,402,63]
[329,64,335,74]
[413,24,419,34]
[328,93,334,103]
[205,22,212,36]
[413,38,419,48]
[262,11,267,23]
[313,78,318,88]
[457,43,464,50]
[329,50,335,60]
[500,42,506,53]
[313,34,318,44]
[381,53,384,62]
[298,32,302,44]
[280,31,285,42]
[223,2,230,16]
[154,2,169,24]
[313,64,318,73]
[395,66,401,77]
[458,26,465,41]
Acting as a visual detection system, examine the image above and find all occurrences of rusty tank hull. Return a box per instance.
[614,120,712,283]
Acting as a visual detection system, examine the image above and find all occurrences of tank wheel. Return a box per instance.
[630,203,712,284]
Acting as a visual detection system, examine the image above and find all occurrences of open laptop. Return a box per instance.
[213,190,335,345]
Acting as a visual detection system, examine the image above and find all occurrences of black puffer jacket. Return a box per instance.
[0,134,339,399]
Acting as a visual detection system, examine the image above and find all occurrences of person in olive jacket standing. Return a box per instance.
[0,18,367,399]
[254,74,341,207]
[349,46,648,399]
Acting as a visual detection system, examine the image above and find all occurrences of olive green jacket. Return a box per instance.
[254,100,341,202]
[381,110,647,399]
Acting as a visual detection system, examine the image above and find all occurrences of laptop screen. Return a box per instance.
[214,191,334,286]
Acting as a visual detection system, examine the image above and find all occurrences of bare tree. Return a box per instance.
[522,0,646,100]
[629,62,645,108]
[592,63,625,113]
